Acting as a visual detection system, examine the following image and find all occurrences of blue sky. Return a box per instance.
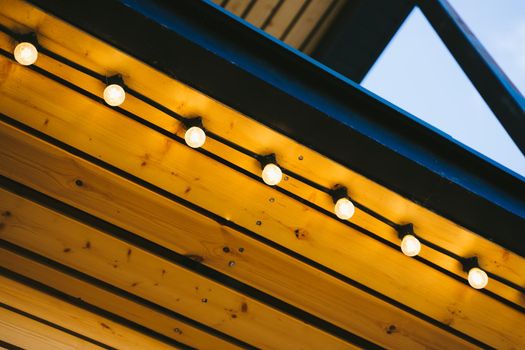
[361,0,525,177]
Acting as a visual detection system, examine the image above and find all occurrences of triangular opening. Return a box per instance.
[361,7,525,177]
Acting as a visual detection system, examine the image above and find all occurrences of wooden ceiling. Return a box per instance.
[211,0,346,54]
[0,0,524,349]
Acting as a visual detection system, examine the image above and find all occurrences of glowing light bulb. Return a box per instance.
[401,234,421,257]
[103,84,126,106]
[468,267,488,289]
[334,197,355,220]
[185,126,206,148]
[262,163,282,186]
[14,42,38,66]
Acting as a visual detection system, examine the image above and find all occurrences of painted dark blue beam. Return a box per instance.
[26,0,525,257]
[418,0,525,156]
[312,0,415,83]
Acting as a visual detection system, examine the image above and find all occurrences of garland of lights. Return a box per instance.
[10,32,504,292]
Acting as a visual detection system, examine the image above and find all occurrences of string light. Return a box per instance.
[183,118,206,148]
[258,154,282,186]
[397,224,421,257]
[103,75,126,106]
[468,267,488,289]
[5,28,503,296]
[330,186,355,220]
[462,257,488,289]
[14,33,38,66]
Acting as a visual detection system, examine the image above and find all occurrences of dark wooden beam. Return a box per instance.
[312,0,415,82]
[418,0,525,156]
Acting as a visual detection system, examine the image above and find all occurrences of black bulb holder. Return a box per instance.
[461,256,480,272]
[17,32,38,47]
[105,74,125,87]
[257,153,277,169]
[329,185,348,204]
[183,116,204,130]
[397,223,415,240]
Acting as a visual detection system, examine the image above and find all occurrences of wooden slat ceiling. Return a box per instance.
[0,0,524,348]
[211,0,347,54]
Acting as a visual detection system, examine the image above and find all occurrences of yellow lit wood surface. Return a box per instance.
[0,53,524,349]
[0,307,104,350]
[0,274,178,350]
[0,0,523,349]
[0,188,353,350]
[0,251,241,350]
[0,120,479,349]
[0,0,519,295]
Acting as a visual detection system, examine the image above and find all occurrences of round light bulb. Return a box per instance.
[334,197,355,220]
[262,163,282,186]
[185,126,206,148]
[14,42,38,66]
[103,84,126,106]
[468,267,488,289]
[400,234,421,257]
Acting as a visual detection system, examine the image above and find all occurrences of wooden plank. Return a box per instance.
[224,0,252,16]
[0,0,522,300]
[264,0,307,37]
[300,0,346,54]
[0,248,241,350]
[0,274,178,350]
[244,0,280,27]
[0,188,353,350]
[0,306,104,350]
[282,0,332,48]
[0,56,523,349]
[0,120,480,349]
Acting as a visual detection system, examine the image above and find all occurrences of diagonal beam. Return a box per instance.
[418,0,525,156]
[312,0,415,82]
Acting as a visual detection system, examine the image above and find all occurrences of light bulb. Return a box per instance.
[468,267,488,289]
[14,42,38,66]
[401,234,421,257]
[103,84,126,106]
[334,197,355,220]
[262,163,282,186]
[184,126,206,148]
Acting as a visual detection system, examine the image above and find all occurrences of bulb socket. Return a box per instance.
[257,153,277,169]
[461,256,480,272]
[397,223,415,239]
[105,74,125,87]
[183,116,204,130]
[329,185,348,204]
[16,32,38,47]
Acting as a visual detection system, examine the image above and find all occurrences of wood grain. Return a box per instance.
[0,249,241,350]
[0,274,177,350]
[0,188,353,350]
[0,55,523,348]
[0,0,520,297]
[0,119,479,349]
